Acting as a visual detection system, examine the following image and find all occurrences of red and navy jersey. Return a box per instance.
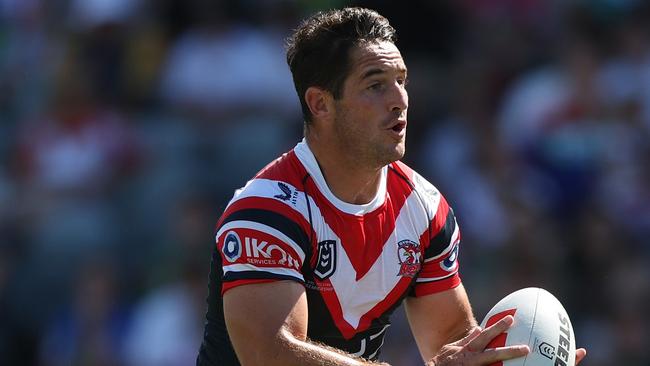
[197,140,461,365]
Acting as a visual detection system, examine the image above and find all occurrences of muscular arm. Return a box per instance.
[223,280,388,366]
[404,284,476,361]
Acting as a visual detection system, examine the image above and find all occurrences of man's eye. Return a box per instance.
[398,78,409,86]
[368,83,382,91]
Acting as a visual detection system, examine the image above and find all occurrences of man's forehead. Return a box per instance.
[350,41,406,76]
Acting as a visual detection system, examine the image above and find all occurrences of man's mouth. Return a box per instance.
[389,120,407,132]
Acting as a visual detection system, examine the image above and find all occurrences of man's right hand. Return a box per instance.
[428,315,529,366]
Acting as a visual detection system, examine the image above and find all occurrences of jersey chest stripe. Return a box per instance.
[304,174,414,280]
[312,192,432,338]
[354,276,412,335]
[317,278,351,336]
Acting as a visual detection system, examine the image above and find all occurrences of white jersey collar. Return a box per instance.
[294,139,387,216]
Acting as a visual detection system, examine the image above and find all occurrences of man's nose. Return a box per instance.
[389,82,408,112]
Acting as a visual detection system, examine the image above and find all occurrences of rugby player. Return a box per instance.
[196,7,587,366]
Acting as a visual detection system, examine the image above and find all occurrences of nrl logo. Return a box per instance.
[314,240,336,280]
[397,240,421,277]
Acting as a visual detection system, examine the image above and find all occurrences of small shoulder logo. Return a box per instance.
[274,182,299,205]
[222,231,242,263]
[274,182,292,201]
[397,240,421,277]
[314,240,337,280]
[440,242,459,272]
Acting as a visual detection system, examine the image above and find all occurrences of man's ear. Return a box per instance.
[305,87,333,120]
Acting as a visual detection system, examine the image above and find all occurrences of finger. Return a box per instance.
[467,315,515,351]
[455,327,482,347]
[475,345,530,364]
[575,348,587,364]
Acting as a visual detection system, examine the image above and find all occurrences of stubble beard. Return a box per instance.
[333,109,405,170]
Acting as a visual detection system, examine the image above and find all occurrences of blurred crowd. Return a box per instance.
[0,0,648,365]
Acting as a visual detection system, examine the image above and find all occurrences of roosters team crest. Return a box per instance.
[397,240,421,277]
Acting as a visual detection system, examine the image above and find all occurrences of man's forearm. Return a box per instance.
[240,328,389,366]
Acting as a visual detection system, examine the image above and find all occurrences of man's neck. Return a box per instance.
[305,135,383,205]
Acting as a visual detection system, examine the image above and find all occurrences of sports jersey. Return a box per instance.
[197,140,461,365]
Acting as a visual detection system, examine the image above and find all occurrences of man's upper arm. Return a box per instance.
[404,283,477,362]
[224,280,308,365]
[214,184,315,364]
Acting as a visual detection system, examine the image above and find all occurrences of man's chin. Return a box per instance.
[394,141,406,159]
[380,144,406,166]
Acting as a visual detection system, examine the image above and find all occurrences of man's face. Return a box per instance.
[332,41,408,168]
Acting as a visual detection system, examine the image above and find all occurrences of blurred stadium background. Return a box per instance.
[0,0,648,365]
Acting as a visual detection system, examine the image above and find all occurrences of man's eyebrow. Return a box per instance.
[361,68,385,80]
[361,67,408,80]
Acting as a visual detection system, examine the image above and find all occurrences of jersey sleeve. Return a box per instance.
[412,195,462,297]
[215,198,312,295]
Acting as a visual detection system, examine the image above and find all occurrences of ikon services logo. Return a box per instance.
[222,231,242,263]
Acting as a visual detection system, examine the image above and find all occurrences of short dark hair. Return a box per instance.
[286,7,397,123]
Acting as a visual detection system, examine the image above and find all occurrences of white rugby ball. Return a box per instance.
[479,287,576,366]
